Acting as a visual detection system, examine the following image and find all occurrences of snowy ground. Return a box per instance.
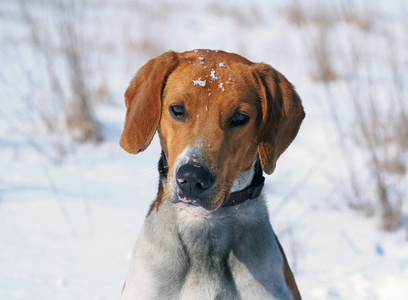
[1,0,408,299]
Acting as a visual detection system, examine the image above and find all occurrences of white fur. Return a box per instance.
[230,161,256,193]
[121,192,294,299]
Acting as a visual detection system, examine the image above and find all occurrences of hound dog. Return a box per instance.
[120,49,305,300]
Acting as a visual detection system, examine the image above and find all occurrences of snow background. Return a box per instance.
[1,0,407,299]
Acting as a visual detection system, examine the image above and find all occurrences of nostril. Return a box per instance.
[196,179,211,190]
[195,182,204,190]
[177,178,187,184]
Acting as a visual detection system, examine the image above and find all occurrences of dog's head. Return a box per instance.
[120,50,304,211]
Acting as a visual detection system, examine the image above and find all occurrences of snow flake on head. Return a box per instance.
[193,78,206,87]
[218,82,225,91]
[210,69,218,80]
[219,62,226,68]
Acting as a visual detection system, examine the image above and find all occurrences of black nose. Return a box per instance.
[176,164,214,198]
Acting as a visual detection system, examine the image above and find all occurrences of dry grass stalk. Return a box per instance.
[18,0,101,160]
[285,0,407,231]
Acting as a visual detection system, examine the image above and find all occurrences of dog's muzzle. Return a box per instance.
[158,152,265,210]
[175,162,215,208]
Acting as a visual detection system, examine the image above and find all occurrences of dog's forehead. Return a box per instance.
[180,49,253,65]
[175,50,254,83]
[164,50,259,107]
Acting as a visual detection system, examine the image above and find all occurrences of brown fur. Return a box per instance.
[148,181,164,215]
[158,51,262,210]
[120,51,179,154]
[254,64,305,174]
[275,234,302,300]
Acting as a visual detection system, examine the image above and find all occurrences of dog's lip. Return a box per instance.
[176,189,199,206]
[173,186,226,211]
[177,189,190,203]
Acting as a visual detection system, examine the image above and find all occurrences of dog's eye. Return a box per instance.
[170,105,186,119]
[229,113,250,127]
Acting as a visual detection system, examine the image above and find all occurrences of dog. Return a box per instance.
[120,49,305,300]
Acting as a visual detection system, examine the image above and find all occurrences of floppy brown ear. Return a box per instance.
[120,51,179,154]
[254,63,305,175]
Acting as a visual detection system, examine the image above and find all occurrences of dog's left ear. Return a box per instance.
[254,63,305,175]
[120,51,179,154]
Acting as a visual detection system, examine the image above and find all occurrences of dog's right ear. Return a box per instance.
[254,63,305,175]
[120,51,179,154]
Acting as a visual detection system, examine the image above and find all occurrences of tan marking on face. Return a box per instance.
[158,50,262,211]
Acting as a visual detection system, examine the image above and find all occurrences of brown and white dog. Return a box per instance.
[120,49,305,300]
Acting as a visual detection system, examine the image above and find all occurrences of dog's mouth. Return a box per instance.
[172,187,225,211]
[176,188,200,206]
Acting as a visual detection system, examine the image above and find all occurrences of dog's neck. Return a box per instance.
[230,161,256,193]
[224,160,264,206]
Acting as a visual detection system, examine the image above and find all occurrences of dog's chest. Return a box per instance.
[176,214,241,299]
[122,199,293,300]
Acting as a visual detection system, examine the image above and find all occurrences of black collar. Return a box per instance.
[158,152,265,207]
